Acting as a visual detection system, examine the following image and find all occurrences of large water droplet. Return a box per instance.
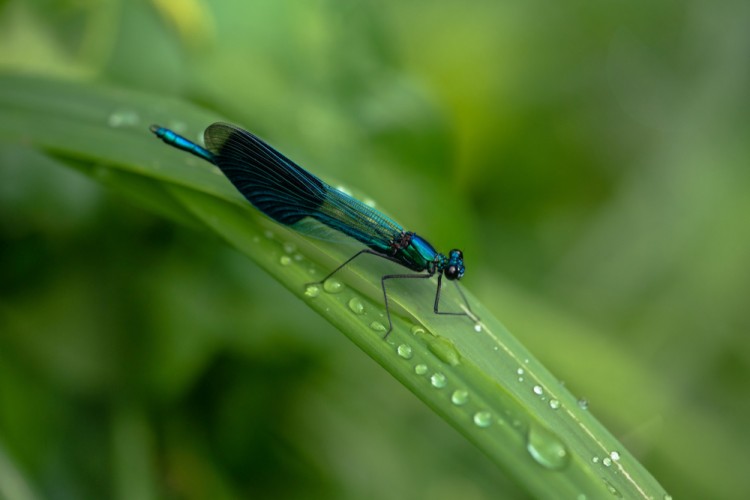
[430,373,447,388]
[549,399,560,410]
[304,285,320,298]
[602,457,612,467]
[609,451,620,461]
[533,385,544,395]
[473,323,482,332]
[526,425,570,470]
[323,279,343,293]
[397,344,413,359]
[348,297,365,315]
[415,364,428,375]
[451,389,469,406]
[473,411,492,428]
[279,255,292,266]
[428,337,461,366]
[578,398,589,410]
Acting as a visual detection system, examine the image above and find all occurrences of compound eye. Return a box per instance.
[450,249,463,259]
[445,265,459,280]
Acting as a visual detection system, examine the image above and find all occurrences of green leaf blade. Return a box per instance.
[0,72,670,499]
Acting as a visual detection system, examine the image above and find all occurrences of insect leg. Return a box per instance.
[433,274,479,323]
[307,249,405,287]
[380,272,434,338]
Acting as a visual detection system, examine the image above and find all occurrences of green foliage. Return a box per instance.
[1,1,749,499]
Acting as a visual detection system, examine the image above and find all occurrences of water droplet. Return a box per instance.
[473,323,482,332]
[610,451,620,461]
[524,358,529,364]
[323,279,343,293]
[526,425,570,470]
[473,411,492,428]
[578,398,589,410]
[415,364,428,375]
[430,373,447,388]
[336,185,352,196]
[282,242,296,254]
[663,495,673,500]
[517,368,524,375]
[518,377,524,382]
[263,230,274,239]
[533,385,543,395]
[603,480,622,497]
[451,389,469,406]
[592,456,600,464]
[293,253,304,261]
[348,297,365,315]
[549,399,560,410]
[428,337,461,366]
[577,495,587,500]
[304,285,320,298]
[397,344,413,359]
[363,197,376,207]
[369,321,386,333]
[411,325,425,335]
[279,255,292,266]
[602,457,612,467]
[108,109,140,127]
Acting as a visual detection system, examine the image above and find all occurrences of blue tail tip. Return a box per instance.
[149,124,163,135]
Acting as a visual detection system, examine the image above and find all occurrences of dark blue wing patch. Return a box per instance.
[204,123,326,225]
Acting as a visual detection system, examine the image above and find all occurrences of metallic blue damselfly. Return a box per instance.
[150,123,477,337]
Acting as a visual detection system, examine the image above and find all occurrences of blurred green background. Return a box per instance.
[1,0,749,498]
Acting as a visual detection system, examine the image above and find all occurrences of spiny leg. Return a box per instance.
[451,281,480,323]
[380,272,434,338]
[433,274,480,323]
[306,249,404,288]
